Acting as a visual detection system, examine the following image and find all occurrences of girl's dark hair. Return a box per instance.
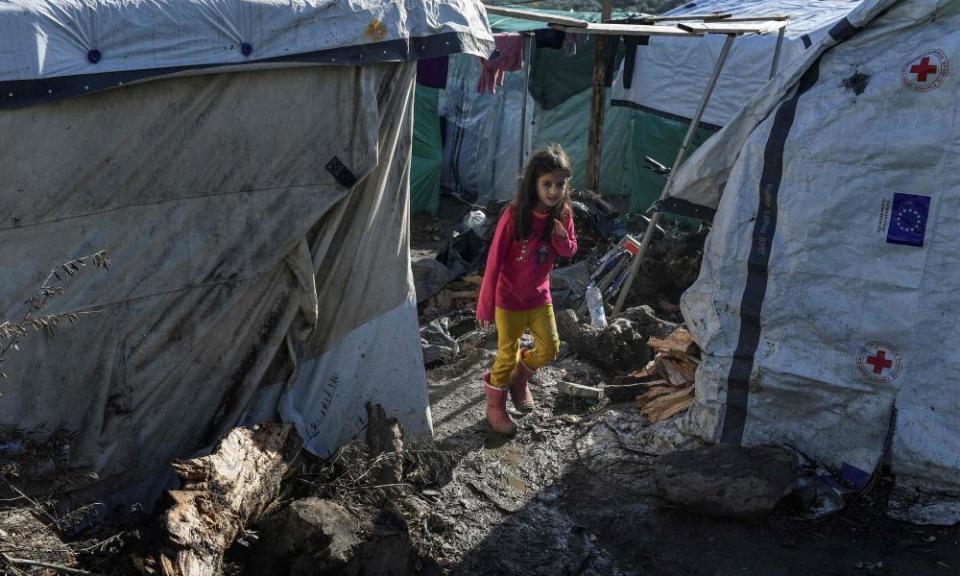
[511,144,573,241]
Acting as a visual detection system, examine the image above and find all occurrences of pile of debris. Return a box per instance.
[620,327,699,425]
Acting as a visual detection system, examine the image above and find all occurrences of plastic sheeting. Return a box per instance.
[610,0,859,127]
[668,0,960,524]
[532,87,635,198]
[440,52,532,204]
[412,86,443,214]
[0,0,493,82]
[440,51,645,204]
[0,59,431,508]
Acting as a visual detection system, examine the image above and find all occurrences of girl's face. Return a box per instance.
[534,170,567,211]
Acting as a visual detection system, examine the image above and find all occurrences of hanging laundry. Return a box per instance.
[534,28,565,49]
[477,32,523,94]
[417,56,449,89]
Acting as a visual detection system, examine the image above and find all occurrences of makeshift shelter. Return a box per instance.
[409,7,645,211]
[0,0,492,509]
[610,0,859,211]
[664,0,960,524]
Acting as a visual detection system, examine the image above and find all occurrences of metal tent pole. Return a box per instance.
[518,33,533,173]
[613,33,737,314]
[769,26,786,79]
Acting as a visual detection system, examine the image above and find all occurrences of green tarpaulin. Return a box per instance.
[411,86,443,214]
[412,5,719,214]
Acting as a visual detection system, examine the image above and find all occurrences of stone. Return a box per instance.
[555,309,651,373]
[252,498,364,575]
[654,444,797,520]
[621,305,678,339]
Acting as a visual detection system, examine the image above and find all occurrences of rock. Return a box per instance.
[339,506,420,576]
[252,498,364,575]
[555,309,651,373]
[621,305,678,339]
[654,444,797,520]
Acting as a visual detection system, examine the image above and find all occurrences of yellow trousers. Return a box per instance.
[489,304,560,388]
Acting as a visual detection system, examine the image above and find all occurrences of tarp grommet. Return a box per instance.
[87,49,101,63]
[241,42,253,56]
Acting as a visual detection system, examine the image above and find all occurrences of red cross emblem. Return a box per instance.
[902,49,949,92]
[857,342,902,384]
[910,57,938,82]
[865,350,893,374]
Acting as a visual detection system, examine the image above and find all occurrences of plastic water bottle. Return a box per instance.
[585,285,607,330]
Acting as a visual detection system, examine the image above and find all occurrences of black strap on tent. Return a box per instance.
[604,35,621,87]
[325,157,358,188]
[622,35,649,90]
[828,18,858,42]
[719,60,822,445]
[720,16,865,445]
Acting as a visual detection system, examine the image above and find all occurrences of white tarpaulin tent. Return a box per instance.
[0,0,492,509]
[610,0,860,128]
[664,0,960,524]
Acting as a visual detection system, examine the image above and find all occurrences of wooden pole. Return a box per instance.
[585,0,612,193]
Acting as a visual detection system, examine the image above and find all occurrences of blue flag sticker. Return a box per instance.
[886,193,930,247]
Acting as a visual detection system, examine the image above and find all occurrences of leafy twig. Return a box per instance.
[0,251,111,378]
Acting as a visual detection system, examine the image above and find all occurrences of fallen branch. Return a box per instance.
[156,423,301,576]
[2,554,103,576]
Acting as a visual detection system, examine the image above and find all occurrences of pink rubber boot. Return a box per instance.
[508,353,536,412]
[484,374,517,436]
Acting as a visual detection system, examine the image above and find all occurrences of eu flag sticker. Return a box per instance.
[886,193,931,247]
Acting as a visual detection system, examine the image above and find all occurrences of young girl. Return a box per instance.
[476,144,577,435]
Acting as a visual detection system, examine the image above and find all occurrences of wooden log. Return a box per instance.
[158,423,301,576]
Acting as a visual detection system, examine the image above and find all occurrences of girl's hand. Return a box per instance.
[478,319,493,331]
[553,218,568,238]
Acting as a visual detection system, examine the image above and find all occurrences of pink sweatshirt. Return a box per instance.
[477,206,578,322]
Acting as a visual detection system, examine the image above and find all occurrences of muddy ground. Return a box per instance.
[407,199,959,576]
[417,340,959,576]
[6,202,955,576]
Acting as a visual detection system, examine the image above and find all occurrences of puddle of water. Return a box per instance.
[505,473,528,493]
[503,444,523,466]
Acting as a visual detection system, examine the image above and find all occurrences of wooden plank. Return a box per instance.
[719,15,790,22]
[655,356,693,387]
[640,386,694,424]
[549,22,701,37]
[484,5,590,28]
[643,13,732,22]
[677,20,788,35]
[647,328,696,356]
